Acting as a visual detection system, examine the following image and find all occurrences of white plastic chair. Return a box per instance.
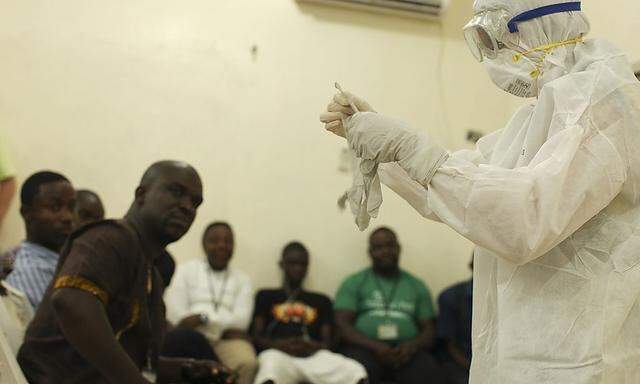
[0,283,31,384]
[0,325,28,384]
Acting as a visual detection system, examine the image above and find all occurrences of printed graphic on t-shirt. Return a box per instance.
[272,301,318,325]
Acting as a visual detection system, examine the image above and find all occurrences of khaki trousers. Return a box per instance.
[211,338,258,384]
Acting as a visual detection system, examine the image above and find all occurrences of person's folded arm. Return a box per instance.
[52,288,150,384]
[214,276,254,334]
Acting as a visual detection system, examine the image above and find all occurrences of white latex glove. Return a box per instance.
[319,92,375,138]
[346,112,449,187]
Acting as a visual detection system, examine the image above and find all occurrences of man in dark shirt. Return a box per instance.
[69,187,211,367]
[437,256,473,384]
[18,160,232,384]
[74,189,105,228]
[251,242,367,384]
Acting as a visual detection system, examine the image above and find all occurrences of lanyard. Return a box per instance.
[206,269,229,311]
[370,271,400,317]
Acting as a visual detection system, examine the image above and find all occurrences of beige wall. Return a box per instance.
[584,1,640,63]
[0,0,636,302]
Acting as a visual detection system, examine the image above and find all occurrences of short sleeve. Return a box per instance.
[334,275,360,312]
[253,290,273,320]
[53,224,137,306]
[316,295,334,325]
[415,279,435,321]
[437,288,457,340]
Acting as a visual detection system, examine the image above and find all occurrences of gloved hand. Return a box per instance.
[346,112,449,187]
[319,91,375,138]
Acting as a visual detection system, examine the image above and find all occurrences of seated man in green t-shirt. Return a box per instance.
[334,227,443,384]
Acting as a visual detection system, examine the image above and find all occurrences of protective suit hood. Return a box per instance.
[472,0,591,96]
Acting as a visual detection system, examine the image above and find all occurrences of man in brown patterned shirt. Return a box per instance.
[18,160,231,384]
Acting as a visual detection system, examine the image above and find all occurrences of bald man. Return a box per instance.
[18,161,232,384]
[75,189,105,228]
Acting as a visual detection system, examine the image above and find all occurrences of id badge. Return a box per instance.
[377,323,399,340]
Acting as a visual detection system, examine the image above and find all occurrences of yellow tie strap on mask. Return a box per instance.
[513,36,584,78]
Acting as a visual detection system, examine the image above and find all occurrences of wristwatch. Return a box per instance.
[199,313,209,325]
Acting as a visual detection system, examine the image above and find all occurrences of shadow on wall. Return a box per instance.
[293,0,475,41]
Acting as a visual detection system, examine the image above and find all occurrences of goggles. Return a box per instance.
[463,9,512,62]
[463,2,582,62]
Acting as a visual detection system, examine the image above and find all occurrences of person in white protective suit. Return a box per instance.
[319,1,640,383]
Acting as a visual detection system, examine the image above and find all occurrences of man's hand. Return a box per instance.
[372,342,419,368]
[184,360,236,384]
[296,339,324,357]
[389,341,420,368]
[272,338,302,356]
[272,338,319,358]
[372,343,396,367]
[178,314,205,329]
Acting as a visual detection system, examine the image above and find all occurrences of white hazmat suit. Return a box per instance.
[320,0,640,383]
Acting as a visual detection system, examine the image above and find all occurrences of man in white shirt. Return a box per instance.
[165,221,257,384]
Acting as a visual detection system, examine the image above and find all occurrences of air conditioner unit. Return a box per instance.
[297,0,448,19]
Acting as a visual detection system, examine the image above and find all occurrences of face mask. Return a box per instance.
[483,48,540,98]
[483,37,583,98]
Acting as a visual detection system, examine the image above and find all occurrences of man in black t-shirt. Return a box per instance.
[251,242,367,384]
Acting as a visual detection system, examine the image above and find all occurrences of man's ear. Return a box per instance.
[20,205,31,220]
[134,186,146,206]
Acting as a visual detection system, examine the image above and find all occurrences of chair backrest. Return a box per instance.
[0,286,31,384]
[0,326,28,384]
